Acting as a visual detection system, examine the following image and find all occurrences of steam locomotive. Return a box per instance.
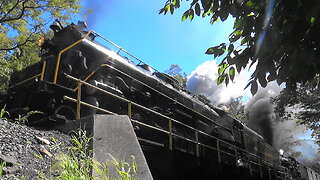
[0,21,318,180]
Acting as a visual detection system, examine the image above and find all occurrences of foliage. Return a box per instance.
[165,64,188,87]
[160,0,320,94]
[14,110,43,124]
[279,135,302,159]
[272,80,320,145]
[219,97,247,122]
[0,162,5,178]
[0,0,81,93]
[48,129,137,180]
[0,105,10,120]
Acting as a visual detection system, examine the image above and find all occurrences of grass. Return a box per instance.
[45,129,137,180]
[0,105,43,124]
[0,162,5,177]
[14,110,43,124]
[0,105,9,120]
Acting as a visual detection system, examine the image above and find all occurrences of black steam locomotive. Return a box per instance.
[0,21,317,180]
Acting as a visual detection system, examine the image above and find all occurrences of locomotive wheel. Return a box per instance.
[54,105,76,123]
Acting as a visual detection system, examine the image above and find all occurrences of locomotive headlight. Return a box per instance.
[38,37,45,47]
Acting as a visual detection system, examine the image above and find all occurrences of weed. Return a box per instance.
[93,155,137,180]
[113,155,137,180]
[0,105,9,120]
[0,161,5,177]
[14,110,43,124]
[47,129,137,180]
[50,137,62,152]
[34,152,44,160]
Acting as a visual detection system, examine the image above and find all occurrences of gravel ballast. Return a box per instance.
[0,118,71,179]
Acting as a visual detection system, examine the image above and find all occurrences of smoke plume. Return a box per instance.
[81,0,112,28]
[245,83,282,145]
[187,60,319,161]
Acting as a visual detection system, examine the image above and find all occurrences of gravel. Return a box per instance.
[0,118,71,180]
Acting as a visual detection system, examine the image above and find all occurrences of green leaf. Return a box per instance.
[210,14,219,24]
[225,75,229,86]
[251,80,258,95]
[189,9,194,20]
[174,0,180,8]
[218,62,228,74]
[228,44,234,53]
[206,43,226,58]
[234,18,245,29]
[234,30,242,36]
[219,10,229,22]
[229,34,241,42]
[241,38,248,45]
[267,72,277,81]
[258,73,267,87]
[310,17,316,24]
[246,0,254,7]
[215,49,225,58]
[201,0,211,13]
[170,4,174,14]
[159,8,165,14]
[195,3,201,16]
[217,75,225,85]
[229,67,235,81]
[205,47,215,54]
[182,10,189,21]
[218,66,224,75]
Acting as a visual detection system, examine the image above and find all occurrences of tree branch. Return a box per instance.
[0,0,29,23]
[0,23,40,51]
[0,0,22,22]
[0,35,34,51]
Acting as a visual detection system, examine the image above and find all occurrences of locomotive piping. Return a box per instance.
[53,31,93,84]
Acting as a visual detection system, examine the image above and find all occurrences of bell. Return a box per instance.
[50,20,62,32]
[77,20,88,29]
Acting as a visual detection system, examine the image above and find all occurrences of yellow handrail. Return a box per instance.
[9,73,42,89]
[53,31,93,84]
[40,61,46,81]
[64,74,285,173]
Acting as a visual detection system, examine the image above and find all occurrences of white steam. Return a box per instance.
[186,60,252,105]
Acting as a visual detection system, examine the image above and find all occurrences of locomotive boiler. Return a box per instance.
[1,21,317,180]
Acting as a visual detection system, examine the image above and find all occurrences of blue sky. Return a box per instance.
[79,0,234,74]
